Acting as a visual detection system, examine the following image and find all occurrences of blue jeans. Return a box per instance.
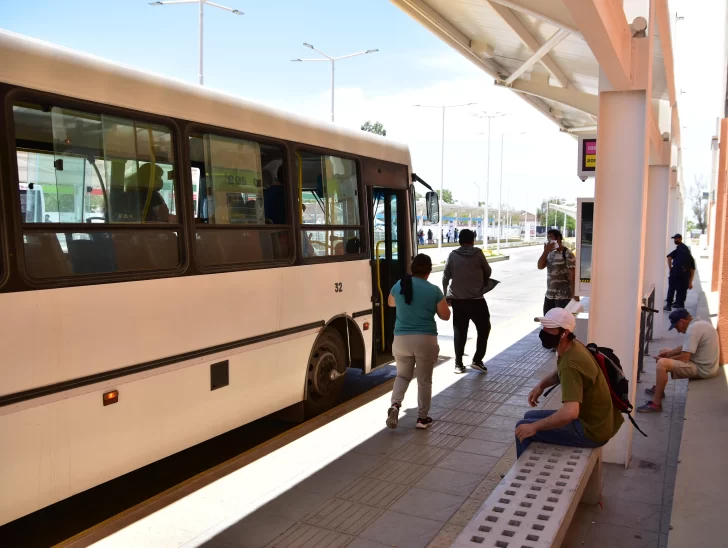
[515,410,605,458]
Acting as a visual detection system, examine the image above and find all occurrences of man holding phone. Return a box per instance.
[537,229,577,315]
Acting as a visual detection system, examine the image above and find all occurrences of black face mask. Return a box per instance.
[539,329,562,349]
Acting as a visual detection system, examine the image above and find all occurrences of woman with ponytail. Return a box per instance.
[386,254,451,429]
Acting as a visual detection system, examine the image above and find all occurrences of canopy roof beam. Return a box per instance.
[497,74,599,117]
[504,28,571,85]
[489,1,573,89]
[391,0,503,78]
[562,0,632,90]
[487,0,581,35]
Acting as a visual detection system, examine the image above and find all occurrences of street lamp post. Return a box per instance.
[292,44,378,122]
[497,131,527,252]
[413,103,476,253]
[474,112,506,249]
[149,0,243,86]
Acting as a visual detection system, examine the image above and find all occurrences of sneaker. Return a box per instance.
[645,385,665,398]
[416,417,433,429]
[470,362,488,373]
[386,404,400,429]
[455,363,467,374]
[663,304,672,311]
[637,401,662,413]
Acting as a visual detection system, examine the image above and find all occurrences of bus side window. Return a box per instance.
[188,131,290,268]
[297,151,363,259]
[11,101,181,279]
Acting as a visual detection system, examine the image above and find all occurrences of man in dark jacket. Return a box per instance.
[442,229,492,374]
[664,234,695,311]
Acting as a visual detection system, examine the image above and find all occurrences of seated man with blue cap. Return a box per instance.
[638,308,720,413]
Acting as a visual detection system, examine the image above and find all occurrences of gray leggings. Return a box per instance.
[391,334,440,419]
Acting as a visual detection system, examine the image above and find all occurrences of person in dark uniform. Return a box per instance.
[664,234,695,311]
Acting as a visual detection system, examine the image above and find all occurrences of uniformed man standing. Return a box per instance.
[664,234,695,311]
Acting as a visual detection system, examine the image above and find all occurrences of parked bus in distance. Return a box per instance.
[0,31,438,526]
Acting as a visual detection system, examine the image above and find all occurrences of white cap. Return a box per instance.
[534,307,576,332]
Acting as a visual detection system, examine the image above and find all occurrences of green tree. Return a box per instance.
[415,192,424,199]
[536,197,575,236]
[361,120,387,136]
[441,189,454,204]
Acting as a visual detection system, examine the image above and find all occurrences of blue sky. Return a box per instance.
[3,0,596,212]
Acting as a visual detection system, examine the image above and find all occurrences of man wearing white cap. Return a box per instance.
[514,308,624,457]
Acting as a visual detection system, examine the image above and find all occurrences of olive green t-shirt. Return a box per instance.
[558,342,624,443]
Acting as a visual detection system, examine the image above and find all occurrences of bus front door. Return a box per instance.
[370,188,405,368]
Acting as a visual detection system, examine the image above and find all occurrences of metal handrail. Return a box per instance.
[375,240,386,351]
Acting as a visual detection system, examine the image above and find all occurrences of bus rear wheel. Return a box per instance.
[304,329,346,418]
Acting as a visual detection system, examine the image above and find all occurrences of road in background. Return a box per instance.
[437,245,546,355]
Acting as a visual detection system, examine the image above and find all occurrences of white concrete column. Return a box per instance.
[587,90,651,466]
[643,166,671,333]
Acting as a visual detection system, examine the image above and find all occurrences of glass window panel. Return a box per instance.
[195,229,290,267]
[298,152,359,226]
[302,229,362,258]
[188,133,286,225]
[13,103,177,224]
[23,230,180,278]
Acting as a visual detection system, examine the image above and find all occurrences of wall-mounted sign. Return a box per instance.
[577,135,597,180]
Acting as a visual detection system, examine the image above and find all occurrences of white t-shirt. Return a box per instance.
[682,318,720,378]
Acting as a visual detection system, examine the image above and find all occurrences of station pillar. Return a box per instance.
[643,165,671,333]
[588,89,651,466]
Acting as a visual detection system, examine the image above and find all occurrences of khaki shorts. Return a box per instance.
[662,358,700,380]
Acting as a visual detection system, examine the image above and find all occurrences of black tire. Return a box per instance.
[304,329,346,418]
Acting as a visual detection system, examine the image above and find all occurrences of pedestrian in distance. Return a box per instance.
[515,308,624,457]
[663,234,695,311]
[638,309,720,413]
[538,229,578,315]
[454,227,459,242]
[386,254,450,430]
[427,228,433,244]
[442,229,494,374]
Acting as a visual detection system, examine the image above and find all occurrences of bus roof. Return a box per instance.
[0,30,412,168]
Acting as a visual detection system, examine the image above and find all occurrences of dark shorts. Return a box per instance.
[544,297,571,315]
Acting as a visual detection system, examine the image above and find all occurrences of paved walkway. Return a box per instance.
[203,333,554,548]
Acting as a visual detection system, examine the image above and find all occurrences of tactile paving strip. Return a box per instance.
[452,443,599,548]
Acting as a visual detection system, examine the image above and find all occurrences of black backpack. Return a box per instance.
[545,343,647,437]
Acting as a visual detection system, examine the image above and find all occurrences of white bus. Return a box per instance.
[0,31,438,526]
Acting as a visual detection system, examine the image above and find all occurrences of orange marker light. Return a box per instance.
[363,322,370,331]
[103,390,119,406]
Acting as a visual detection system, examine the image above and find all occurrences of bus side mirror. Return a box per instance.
[426,191,439,224]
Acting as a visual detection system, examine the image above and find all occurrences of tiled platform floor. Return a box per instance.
[205,311,690,548]
[205,333,556,548]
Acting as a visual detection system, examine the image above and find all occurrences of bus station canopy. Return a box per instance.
[391,0,678,146]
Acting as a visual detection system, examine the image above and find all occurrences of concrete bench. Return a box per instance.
[453,443,602,548]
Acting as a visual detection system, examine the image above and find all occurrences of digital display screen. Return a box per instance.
[581,138,596,173]
[580,201,593,283]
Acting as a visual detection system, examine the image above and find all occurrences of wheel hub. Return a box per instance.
[310,349,338,397]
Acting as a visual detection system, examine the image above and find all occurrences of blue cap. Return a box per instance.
[672,234,682,239]
[668,308,689,330]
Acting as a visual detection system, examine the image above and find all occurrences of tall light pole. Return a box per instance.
[497,131,527,252]
[413,103,476,252]
[149,1,243,86]
[292,44,378,122]
[474,112,506,248]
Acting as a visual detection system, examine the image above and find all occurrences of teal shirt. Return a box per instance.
[391,277,444,336]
